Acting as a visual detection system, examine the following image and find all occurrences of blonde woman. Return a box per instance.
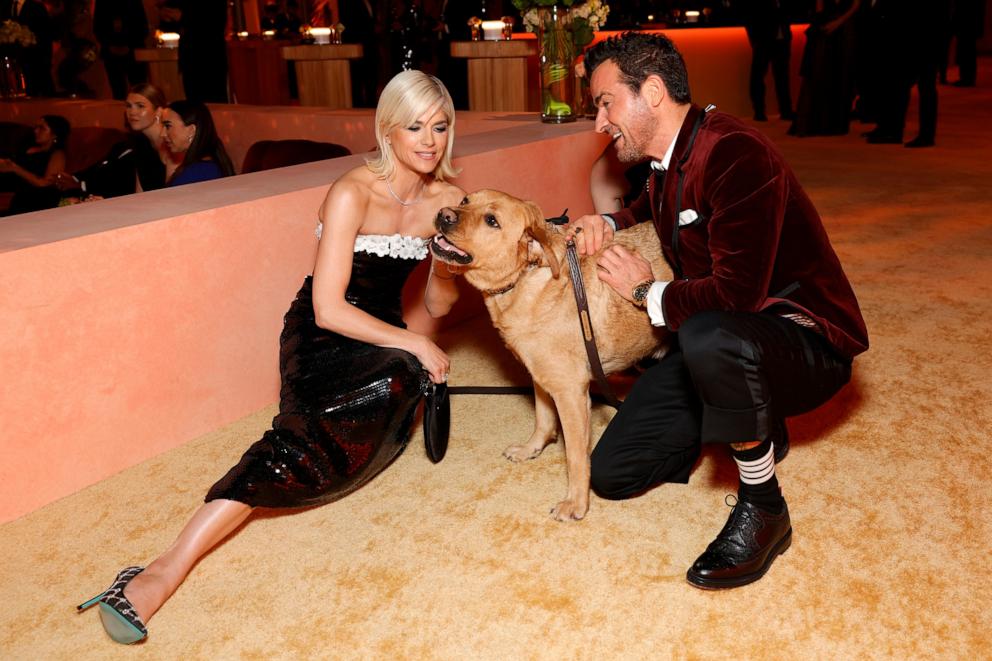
[54,83,175,199]
[79,70,466,644]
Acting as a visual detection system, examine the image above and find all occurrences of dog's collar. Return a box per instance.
[482,260,541,298]
[482,281,517,297]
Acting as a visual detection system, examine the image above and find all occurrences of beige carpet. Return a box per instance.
[3,72,992,658]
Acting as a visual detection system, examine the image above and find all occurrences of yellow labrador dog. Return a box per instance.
[430,190,672,521]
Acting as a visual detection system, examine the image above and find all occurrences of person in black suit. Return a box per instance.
[4,0,55,96]
[951,0,985,86]
[865,0,940,147]
[338,0,380,108]
[743,0,795,121]
[94,0,149,99]
[177,0,227,103]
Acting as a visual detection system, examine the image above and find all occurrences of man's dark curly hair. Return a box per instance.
[584,32,691,104]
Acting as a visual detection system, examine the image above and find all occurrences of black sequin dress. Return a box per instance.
[206,234,431,508]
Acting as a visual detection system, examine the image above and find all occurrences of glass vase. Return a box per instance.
[0,53,28,99]
[536,5,577,123]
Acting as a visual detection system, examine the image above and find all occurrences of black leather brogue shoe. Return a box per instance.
[686,499,792,590]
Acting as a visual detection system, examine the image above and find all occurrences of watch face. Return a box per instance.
[633,282,651,304]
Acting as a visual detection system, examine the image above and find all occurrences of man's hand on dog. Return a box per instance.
[596,244,654,302]
[566,214,614,255]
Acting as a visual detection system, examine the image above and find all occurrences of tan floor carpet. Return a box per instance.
[3,72,992,659]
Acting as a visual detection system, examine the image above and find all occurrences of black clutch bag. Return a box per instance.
[423,381,450,463]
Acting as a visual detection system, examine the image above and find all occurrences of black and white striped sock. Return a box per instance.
[732,437,785,513]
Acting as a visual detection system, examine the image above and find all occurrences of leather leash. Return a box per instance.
[550,210,621,409]
[446,211,621,410]
[563,238,621,409]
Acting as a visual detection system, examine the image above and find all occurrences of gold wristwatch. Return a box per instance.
[631,279,654,307]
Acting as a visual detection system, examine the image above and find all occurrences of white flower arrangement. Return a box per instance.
[571,0,609,31]
[520,1,609,44]
[0,19,37,47]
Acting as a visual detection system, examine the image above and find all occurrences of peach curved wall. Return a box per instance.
[0,118,607,522]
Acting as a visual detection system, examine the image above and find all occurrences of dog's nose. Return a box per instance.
[436,207,458,230]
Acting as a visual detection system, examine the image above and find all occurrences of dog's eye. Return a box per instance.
[461,196,469,205]
[485,214,500,229]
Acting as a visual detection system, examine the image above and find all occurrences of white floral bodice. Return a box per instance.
[315,223,428,260]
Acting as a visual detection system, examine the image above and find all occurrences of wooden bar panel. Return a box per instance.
[451,40,538,112]
[281,44,363,108]
[134,48,184,102]
[227,39,292,106]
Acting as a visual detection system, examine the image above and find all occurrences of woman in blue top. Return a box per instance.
[160,100,235,186]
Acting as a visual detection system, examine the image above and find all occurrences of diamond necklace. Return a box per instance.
[385,177,425,207]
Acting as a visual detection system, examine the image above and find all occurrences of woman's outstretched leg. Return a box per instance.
[123,498,253,623]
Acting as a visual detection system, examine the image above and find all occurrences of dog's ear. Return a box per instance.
[523,201,561,279]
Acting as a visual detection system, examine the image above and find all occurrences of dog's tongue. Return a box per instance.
[434,234,468,257]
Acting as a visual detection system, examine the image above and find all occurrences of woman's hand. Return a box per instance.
[410,334,450,384]
[432,258,464,279]
[425,256,464,319]
[52,172,78,191]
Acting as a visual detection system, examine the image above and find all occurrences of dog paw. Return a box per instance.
[549,499,588,522]
[503,444,544,462]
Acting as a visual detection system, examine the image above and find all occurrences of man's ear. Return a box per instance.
[641,74,667,108]
[523,201,561,279]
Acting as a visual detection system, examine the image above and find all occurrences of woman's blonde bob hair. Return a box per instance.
[367,70,458,182]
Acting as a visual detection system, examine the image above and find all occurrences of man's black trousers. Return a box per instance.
[590,310,852,500]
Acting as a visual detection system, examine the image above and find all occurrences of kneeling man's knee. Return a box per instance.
[590,447,635,501]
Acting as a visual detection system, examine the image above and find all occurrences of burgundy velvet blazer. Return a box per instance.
[611,105,869,360]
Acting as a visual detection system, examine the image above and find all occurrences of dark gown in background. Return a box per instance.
[790,0,859,137]
[4,149,63,215]
[206,235,431,508]
[71,133,166,198]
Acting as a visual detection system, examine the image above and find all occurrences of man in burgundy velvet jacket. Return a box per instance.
[568,33,868,589]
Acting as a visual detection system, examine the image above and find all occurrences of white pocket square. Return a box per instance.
[678,209,699,226]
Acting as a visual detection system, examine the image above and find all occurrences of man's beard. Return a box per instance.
[615,106,654,163]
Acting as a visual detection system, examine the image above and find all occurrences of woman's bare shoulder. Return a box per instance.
[320,165,375,222]
[431,180,467,206]
[323,165,374,204]
[332,164,377,191]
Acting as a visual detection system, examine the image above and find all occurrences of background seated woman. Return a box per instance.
[54,83,176,201]
[0,115,70,215]
[161,100,235,187]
